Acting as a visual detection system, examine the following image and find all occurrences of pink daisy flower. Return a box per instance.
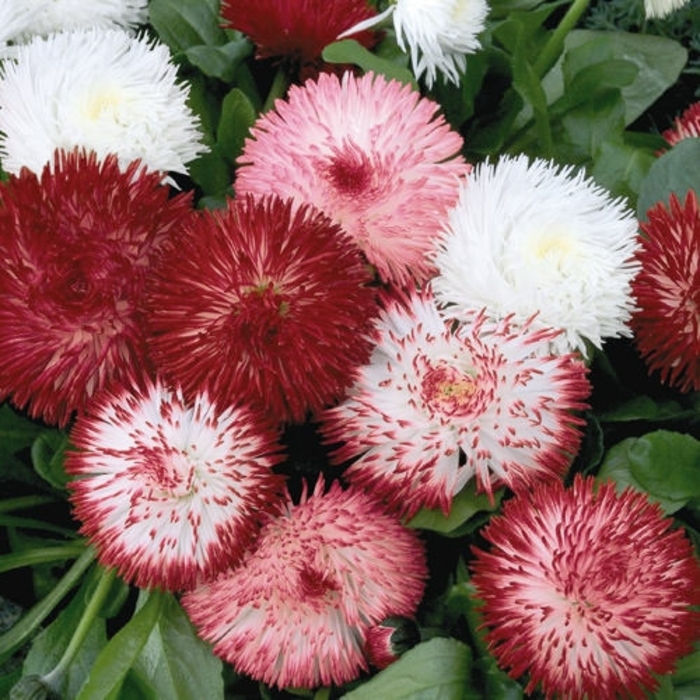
[65,378,285,591]
[322,289,590,517]
[220,0,379,79]
[632,191,700,391]
[181,479,427,689]
[0,149,192,427]
[470,475,700,700]
[662,101,700,146]
[235,71,469,286]
[145,194,378,425]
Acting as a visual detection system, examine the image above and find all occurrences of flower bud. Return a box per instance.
[365,616,421,669]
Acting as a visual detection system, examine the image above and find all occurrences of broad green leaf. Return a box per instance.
[598,395,693,423]
[0,404,43,462]
[184,37,253,82]
[149,0,227,54]
[408,483,502,535]
[341,638,475,700]
[76,591,165,700]
[323,40,417,88]
[132,593,223,700]
[636,138,700,221]
[187,149,233,198]
[31,431,69,491]
[217,87,258,164]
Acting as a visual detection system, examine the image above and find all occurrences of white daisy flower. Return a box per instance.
[339,0,489,88]
[644,0,691,19]
[432,155,641,356]
[0,28,206,177]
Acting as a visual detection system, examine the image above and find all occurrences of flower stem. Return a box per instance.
[43,566,117,692]
[533,0,591,78]
[0,495,57,513]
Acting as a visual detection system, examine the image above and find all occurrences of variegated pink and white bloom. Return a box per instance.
[322,289,590,518]
[235,71,469,286]
[65,378,285,591]
[182,479,427,689]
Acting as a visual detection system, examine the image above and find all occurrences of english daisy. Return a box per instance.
[645,0,691,19]
[236,71,469,285]
[662,101,700,146]
[322,289,589,517]
[2,0,148,45]
[145,194,378,425]
[470,475,700,700]
[340,0,489,87]
[432,155,641,356]
[181,479,427,689]
[0,149,192,427]
[66,378,285,591]
[220,0,379,79]
[632,191,700,391]
[0,28,205,177]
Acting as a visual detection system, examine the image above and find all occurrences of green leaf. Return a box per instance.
[148,0,227,54]
[341,638,474,700]
[0,404,43,457]
[184,37,253,82]
[76,591,165,700]
[30,431,69,491]
[408,483,502,535]
[322,40,417,88]
[131,593,223,700]
[187,149,233,198]
[636,139,700,221]
[217,87,258,164]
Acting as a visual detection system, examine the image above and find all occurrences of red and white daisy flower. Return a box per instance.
[322,289,590,518]
[632,190,700,391]
[0,149,191,427]
[220,0,379,79]
[470,475,700,700]
[66,378,285,591]
[181,479,427,689]
[662,101,700,147]
[235,71,469,286]
[145,194,378,425]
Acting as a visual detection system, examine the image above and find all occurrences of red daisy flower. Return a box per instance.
[470,475,700,700]
[145,194,378,424]
[220,0,379,79]
[662,101,700,146]
[65,377,285,591]
[0,149,192,427]
[181,479,427,689]
[632,190,700,391]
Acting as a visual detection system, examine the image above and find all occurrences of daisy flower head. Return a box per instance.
[645,0,691,19]
[66,377,285,591]
[236,71,469,286]
[322,289,590,518]
[145,194,379,425]
[181,479,427,689]
[220,0,379,79]
[432,154,641,356]
[632,190,700,392]
[3,0,148,45]
[662,101,700,147]
[0,149,192,427]
[470,475,700,700]
[340,0,489,88]
[0,27,205,177]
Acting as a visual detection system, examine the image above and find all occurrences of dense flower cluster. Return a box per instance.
[1,2,699,699]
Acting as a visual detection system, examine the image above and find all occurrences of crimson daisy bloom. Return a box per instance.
[0,149,192,427]
[470,475,700,700]
[65,378,285,591]
[322,289,590,518]
[145,194,378,425]
[235,71,469,286]
[181,479,427,689]
[662,101,700,146]
[632,190,700,391]
[220,0,379,79]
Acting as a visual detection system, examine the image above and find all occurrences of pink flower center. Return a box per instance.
[136,448,196,499]
[421,361,478,417]
[298,563,339,599]
[324,145,374,197]
[234,282,290,347]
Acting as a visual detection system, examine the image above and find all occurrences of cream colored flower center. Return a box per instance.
[82,86,126,122]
